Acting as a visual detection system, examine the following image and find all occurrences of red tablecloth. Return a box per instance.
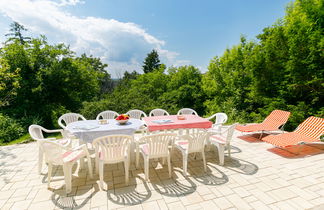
[143,115,212,131]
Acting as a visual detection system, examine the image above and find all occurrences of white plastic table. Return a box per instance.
[66,119,144,143]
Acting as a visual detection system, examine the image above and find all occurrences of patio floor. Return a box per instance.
[0,130,324,210]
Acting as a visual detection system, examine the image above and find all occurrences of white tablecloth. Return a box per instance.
[66,119,144,143]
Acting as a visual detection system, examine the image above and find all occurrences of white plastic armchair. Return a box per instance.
[149,108,170,117]
[96,110,119,120]
[136,133,176,180]
[209,123,238,165]
[58,113,86,129]
[177,108,198,116]
[174,129,208,176]
[29,124,72,174]
[206,113,228,134]
[92,135,132,190]
[126,109,147,120]
[38,140,93,193]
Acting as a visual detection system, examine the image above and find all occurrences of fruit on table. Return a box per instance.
[116,114,129,120]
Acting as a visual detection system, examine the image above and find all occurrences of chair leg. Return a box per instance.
[38,148,43,174]
[99,161,104,190]
[144,157,149,181]
[136,144,140,169]
[167,155,171,178]
[95,155,99,174]
[125,158,129,185]
[227,144,231,157]
[162,157,166,165]
[47,163,52,188]
[202,151,207,172]
[86,156,93,179]
[217,144,225,166]
[63,163,73,193]
[183,153,188,176]
[80,158,85,170]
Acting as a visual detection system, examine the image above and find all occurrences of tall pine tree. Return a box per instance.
[142,49,161,73]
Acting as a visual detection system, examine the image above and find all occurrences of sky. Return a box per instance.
[0,0,292,78]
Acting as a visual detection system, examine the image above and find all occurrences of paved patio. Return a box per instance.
[0,130,324,210]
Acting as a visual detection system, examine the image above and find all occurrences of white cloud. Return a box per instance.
[0,0,189,77]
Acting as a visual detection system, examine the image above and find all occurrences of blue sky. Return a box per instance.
[0,0,291,77]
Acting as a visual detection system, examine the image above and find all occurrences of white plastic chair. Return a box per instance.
[58,113,87,129]
[92,135,132,190]
[136,133,176,180]
[174,129,208,176]
[209,123,238,165]
[177,108,198,116]
[96,110,119,120]
[126,109,147,120]
[29,124,72,174]
[206,113,228,134]
[38,140,93,193]
[149,108,170,117]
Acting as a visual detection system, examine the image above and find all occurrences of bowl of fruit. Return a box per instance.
[115,114,130,125]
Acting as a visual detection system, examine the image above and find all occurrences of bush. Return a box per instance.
[0,113,24,143]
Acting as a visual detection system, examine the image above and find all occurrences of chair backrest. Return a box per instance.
[139,133,176,158]
[215,113,228,125]
[262,110,291,129]
[177,108,198,116]
[58,113,86,129]
[29,124,45,141]
[38,140,64,165]
[295,116,324,139]
[126,109,147,120]
[225,123,239,144]
[96,110,119,120]
[185,129,208,153]
[92,135,132,162]
[149,109,170,117]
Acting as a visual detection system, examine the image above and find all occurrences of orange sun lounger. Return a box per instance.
[262,116,324,148]
[236,110,291,138]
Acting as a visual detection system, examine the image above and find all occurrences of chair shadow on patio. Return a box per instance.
[224,157,258,175]
[151,169,197,197]
[51,184,95,209]
[267,144,324,159]
[193,164,229,186]
[107,176,151,206]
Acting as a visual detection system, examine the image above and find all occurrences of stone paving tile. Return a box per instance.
[0,131,323,209]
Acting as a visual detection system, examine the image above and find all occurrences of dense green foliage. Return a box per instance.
[202,0,324,130]
[0,28,110,131]
[142,49,161,73]
[0,0,323,143]
[0,113,24,143]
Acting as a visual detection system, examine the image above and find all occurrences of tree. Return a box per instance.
[142,49,161,73]
[0,58,21,107]
[5,22,31,45]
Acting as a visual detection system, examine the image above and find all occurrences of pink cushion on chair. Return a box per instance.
[63,150,85,162]
[175,141,189,150]
[210,135,226,144]
[140,144,149,155]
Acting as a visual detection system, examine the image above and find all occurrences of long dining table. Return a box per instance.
[66,119,144,143]
[142,114,213,133]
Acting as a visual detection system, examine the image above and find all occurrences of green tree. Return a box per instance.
[0,58,21,107]
[142,49,161,73]
[5,22,31,44]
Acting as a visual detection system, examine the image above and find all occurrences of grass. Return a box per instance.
[0,133,62,146]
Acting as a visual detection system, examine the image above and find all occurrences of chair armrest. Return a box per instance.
[205,114,217,121]
[46,137,57,141]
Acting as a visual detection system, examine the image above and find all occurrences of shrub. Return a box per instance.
[0,113,24,143]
